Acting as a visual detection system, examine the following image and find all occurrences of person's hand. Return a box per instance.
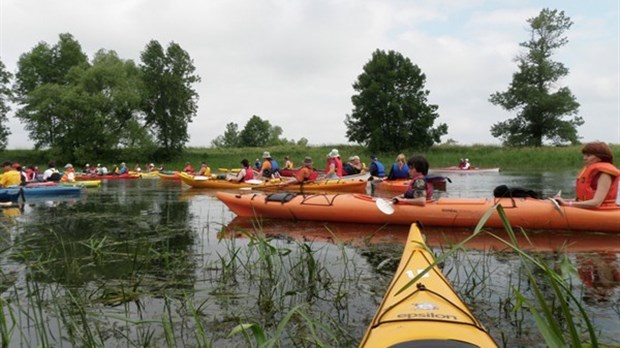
[391,197,399,204]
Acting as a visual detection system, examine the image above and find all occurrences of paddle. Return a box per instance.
[376,198,399,215]
[548,190,564,216]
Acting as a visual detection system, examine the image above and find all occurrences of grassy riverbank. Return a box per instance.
[2,144,619,172]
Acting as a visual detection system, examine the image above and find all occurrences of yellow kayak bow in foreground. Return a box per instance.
[359,223,498,347]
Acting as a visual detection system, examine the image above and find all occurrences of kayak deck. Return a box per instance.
[359,223,498,347]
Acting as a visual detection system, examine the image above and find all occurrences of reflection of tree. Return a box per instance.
[576,253,620,304]
[11,185,196,295]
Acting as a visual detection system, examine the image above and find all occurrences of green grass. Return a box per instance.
[3,143,618,173]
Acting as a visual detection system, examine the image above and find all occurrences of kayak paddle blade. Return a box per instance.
[376,198,395,215]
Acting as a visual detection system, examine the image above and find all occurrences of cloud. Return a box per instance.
[1,0,617,149]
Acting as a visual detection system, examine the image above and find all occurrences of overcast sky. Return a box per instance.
[1,0,618,149]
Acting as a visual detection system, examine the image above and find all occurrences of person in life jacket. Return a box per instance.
[293,157,319,183]
[369,155,386,178]
[391,155,433,207]
[555,142,620,209]
[387,153,409,180]
[324,149,343,179]
[61,163,76,182]
[227,159,255,182]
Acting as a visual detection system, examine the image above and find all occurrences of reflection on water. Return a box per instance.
[0,171,618,347]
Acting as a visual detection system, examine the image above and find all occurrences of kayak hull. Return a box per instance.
[4,186,82,198]
[75,173,140,180]
[60,180,101,188]
[216,192,620,232]
[359,223,498,347]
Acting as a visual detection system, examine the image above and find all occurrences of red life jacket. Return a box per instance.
[307,170,319,181]
[575,162,620,208]
[243,168,254,182]
[325,158,344,177]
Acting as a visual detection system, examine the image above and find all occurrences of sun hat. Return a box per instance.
[64,163,73,169]
[328,149,339,158]
[303,157,313,165]
[262,151,271,159]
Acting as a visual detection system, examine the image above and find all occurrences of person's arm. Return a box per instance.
[393,178,427,206]
[556,173,613,208]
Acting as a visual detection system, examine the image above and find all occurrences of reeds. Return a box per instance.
[0,207,615,347]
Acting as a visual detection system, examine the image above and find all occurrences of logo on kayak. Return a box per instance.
[414,302,437,310]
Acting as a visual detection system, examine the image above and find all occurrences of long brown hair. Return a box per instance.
[581,142,614,163]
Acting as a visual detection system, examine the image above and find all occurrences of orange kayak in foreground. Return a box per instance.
[359,223,498,347]
[216,192,620,232]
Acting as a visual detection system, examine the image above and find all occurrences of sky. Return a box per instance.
[0,0,618,149]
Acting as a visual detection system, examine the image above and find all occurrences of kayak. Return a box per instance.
[359,223,498,347]
[0,188,24,203]
[130,171,160,178]
[157,171,181,180]
[216,192,620,232]
[59,180,101,188]
[372,176,450,193]
[75,173,141,180]
[431,166,500,173]
[4,186,82,199]
[179,172,368,193]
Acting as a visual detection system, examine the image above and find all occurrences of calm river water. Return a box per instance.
[0,170,618,347]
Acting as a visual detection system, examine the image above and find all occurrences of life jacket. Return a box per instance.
[370,160,386,177]
[390,163,409,179]
[242,168,254,182]
[404,175,433,200]
[308,170,319,181]
[575,162,620,208]
[270,159,280,173]
[334,157,343,177]
[61,169,75,182]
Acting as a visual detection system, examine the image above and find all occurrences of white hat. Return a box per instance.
[328,149,339,158]
[64,163,73,169]
[262,151,271,159]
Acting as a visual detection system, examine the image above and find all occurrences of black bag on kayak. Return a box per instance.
[493,185,539,199]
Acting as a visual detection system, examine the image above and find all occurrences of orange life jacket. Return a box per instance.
[575,162,620,208]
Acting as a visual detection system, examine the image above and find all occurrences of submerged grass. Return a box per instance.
[0,207,616,347]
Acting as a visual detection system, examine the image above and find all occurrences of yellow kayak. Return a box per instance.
[359,223,498,347]
[59,180,101,188]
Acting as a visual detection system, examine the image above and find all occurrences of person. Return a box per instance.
[227,159,255,183]
[134,163,142,173]
[343,156,362,176]
[254,158,261,171]
[96,163,109,175]
[117,162,129,175]
[0,161,22,187]
[182,162,195,174]
[555,142,620,209]
[283,156,294,170]
[43,161,61,181]
[83,163,91,173]
[12,163,27,185]
[158,164,165,172]
[196,161,211,176]
[293,157,319,183]
[25,165,37,182]
[387,153,410,180]
[462,158,471,170]
[61,163,76,182]
[324,149,343,179]
[369,155,386,178]
[259,151,275,178]
[146,163,156,173]
[457,158,466,169]
[392,155,433,206]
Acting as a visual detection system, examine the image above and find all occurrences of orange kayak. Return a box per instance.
[216,192,620,232]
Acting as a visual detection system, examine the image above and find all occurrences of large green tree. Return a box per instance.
[12,33,89,149]
[140,40,200,158]
[0,59,12,150]
[489,8,582,146]
[345,49,447,152]
[239,115,271,147]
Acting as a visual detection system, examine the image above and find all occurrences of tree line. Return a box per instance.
[0,33,199,163]
[0,8,583,163]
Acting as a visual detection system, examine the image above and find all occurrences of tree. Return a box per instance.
[211,122,239,147]
[12,33,89,149]
[239,115,271,147]
[489,8,582,146]
[345,49,447,152]
[140,40,200,158]
[0,59,12,150]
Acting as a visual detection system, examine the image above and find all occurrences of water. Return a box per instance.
[0,171,618,347]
